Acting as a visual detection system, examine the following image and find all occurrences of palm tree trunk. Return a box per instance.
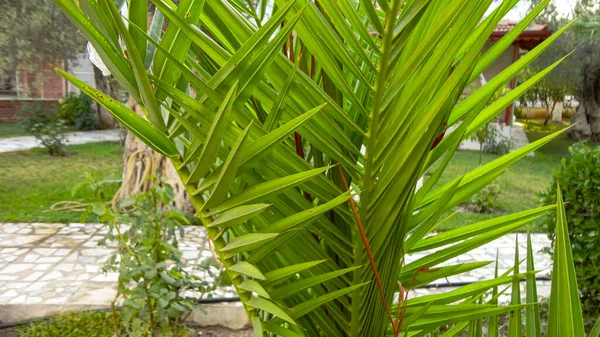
[120,98,194,214]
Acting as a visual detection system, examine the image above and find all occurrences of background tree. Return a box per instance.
[0,0,86,88]
[527,0,600,139]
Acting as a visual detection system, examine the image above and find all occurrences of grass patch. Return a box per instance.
[0,141,123,223]
[0,122,29,138]
[17,311,116,337]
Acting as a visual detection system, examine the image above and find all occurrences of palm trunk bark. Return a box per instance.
[120,98,194,214]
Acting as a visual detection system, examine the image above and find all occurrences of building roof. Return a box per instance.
[490,20,553,50]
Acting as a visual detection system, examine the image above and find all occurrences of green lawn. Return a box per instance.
[0,142,123,223]
[0,122,29,138]
[436,119,598,231]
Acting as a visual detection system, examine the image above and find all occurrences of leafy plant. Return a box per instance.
[84,180,223,337]
[484,131,512,155]
[53,0,592,336]
[60,92,100,130]
[17,102,57,133]
[28,119,69,156]
[470,180,501,213]
[18,102,69,155]
[539,142,600,323]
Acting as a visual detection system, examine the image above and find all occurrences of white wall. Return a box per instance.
[67,52,96,94]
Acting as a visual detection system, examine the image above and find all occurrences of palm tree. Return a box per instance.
[53,0,593,336]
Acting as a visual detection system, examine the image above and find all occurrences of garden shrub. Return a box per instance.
[81,179,224,337]
[470,180,502,213]
[483,131,512,155]
[18,103,68,156]
[59,92,99,131]
[539,142,600,321]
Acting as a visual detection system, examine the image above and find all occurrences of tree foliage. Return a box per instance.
[0,0,86,81]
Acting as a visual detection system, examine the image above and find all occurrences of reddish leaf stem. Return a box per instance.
[336,164,396,331]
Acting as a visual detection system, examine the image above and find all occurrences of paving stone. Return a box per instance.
[0,235,50,247]
[37,257,63,263]
[1,290,18,298]
[24,272,45,282]
[1,264,34,274]
[0,275,18,281]
[34,264,52,271]
[41,271,64,281]
[23,254,40,262]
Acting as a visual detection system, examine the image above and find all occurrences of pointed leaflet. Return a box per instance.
[203,166,331,216]
[398,262,492,290]
[105,0,165,131]
[270,266,360,300]
[508,235,522,337]
[55,69,178,158]
[488,254,500,337]
[53,0,138,97]
[246,297,295,325]
[229,261,266,280]
[410,206,555,252]
[128,0,147,62]
[153,0,204,87]
[207,204,271,228]
[288,282,369,320]
[419,128,569,209]
[246,191,352,263]
[590,318,600,337]
[221,233,279,254]
[263,63,298,132]
[145,9,164,68]
[238,279,270,299]
[203,124,252,210]
[185,83,237,183]
[526,232,541,337]
[406,273,530,307]
[546,187,585,337]
[262,322,302,337]
[239,103,327,169]
[404,221,534,275]
[263,260,326,286]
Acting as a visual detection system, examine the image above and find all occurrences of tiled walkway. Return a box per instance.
[0,223,553,309]
[0,223,236,307]
[0,129,121,153]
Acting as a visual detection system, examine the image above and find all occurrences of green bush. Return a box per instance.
[539,142,600,322]
[470,180,501,213]
[17,311,117,337]
[81,179,224,337]
[17,103,68,156]
[59,92,99,131]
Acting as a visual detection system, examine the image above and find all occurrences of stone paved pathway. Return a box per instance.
[0,223,552,312]
[0,223,236,308]
[0,129,121,153]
